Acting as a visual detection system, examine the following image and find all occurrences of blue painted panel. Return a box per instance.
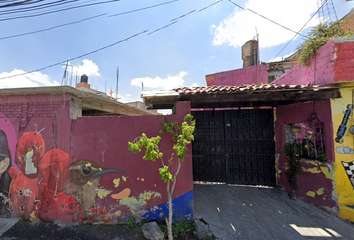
[141,190,194,222]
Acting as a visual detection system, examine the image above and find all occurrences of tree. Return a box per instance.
[128,114,195,240]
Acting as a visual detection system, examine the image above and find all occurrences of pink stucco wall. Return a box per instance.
[206,64,269,86]
[72,101,193,219]
[275,100,336,208]
[0,93,193,224]
[272,39,354,86]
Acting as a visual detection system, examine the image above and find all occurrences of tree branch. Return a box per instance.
[170,160,181,197]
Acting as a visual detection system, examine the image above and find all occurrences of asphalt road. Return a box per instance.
[194,183,354,240]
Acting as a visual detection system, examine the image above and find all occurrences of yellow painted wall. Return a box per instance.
[331,84,354,222]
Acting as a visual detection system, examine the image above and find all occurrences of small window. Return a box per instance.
[284,113,326,162]
[268,75,275,83]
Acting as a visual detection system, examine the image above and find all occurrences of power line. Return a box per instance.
[109,0,178,18]
[149,0,223,35]
[0,0,178,41]
[271,0,329,61]
[0,0,121,22]
[228,0,307,38]
[0,29,148,80]
[0,0,78,14]
[0,0,223,80]
[0,13,107,40]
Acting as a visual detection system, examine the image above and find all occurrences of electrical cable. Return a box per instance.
[270,0,329,62]
[0,0,179,41]
[0,0,93,16]
[0,0,121,22]
[0,13,107,40]
[0,0,222,80]
[0,29,148,80]
[109,0,178,18]
[0,0,76,13]
[228,0,306,38]
[149,0,223,35]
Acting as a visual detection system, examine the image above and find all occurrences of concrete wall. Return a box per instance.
[275,100,337,211]
[0,93,193,224]
[205,64,269,86]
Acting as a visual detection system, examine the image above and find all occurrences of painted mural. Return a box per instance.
[0,111,193,224]
[0,123,128,223]
[0,117,139,224]
[331,83,354,223]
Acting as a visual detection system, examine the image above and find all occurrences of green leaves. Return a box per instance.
[298,21,354,66]
[128,133,162,161]
[159,166,173,183]
[161,114,196,162]
[128,114,195,182]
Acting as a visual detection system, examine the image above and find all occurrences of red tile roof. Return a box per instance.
[173,84,323,95]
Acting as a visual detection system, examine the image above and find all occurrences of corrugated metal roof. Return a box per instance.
[173,84,325,95]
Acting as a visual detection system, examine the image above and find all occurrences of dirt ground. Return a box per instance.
[1,220,200,240]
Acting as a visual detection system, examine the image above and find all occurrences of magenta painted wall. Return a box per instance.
[0,92,193,224]
[275,100,336,208]
[72,101,193,221]
[271,39,354,86]
[205,64,269,86]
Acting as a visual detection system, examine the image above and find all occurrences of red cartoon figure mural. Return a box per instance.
[8,167,41,220]
[2,121,125,224]
[38,149,69,192]
[15,130,45,179]
[0,130,12,217]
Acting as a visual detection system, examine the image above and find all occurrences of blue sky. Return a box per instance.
[0,0,353,103]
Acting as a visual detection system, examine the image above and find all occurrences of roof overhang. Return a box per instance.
[142,85,341,109]
[0,86,155,116]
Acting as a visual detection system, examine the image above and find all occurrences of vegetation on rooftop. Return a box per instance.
[297,20,354,66]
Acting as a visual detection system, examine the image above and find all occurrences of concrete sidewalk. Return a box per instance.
[194,183,354,240]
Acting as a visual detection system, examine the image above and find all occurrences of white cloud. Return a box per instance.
[0,69,60,88]
[65,59,100,77]
[125,93,131,97]
[191,83,199,87]
[131,71,188,90]
[212,0,319,48]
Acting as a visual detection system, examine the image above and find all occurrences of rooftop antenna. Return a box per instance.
[142,82,144,91]
[115,66,119,99]
[255,27,259,65]
[317,0,338,24]
[60,61,73,86]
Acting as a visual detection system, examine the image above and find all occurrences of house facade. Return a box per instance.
[143,37,354,223]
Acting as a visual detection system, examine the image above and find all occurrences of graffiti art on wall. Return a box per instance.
[335,104,353,143]
[342,161,354,188]
[336,147,354,154]
[0,120,129,223]
[0,130,12,217]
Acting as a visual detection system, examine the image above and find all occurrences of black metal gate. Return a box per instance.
[192,109,276,186]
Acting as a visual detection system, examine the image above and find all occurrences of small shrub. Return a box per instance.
[124,216,135,229]
[160,219,195,238]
